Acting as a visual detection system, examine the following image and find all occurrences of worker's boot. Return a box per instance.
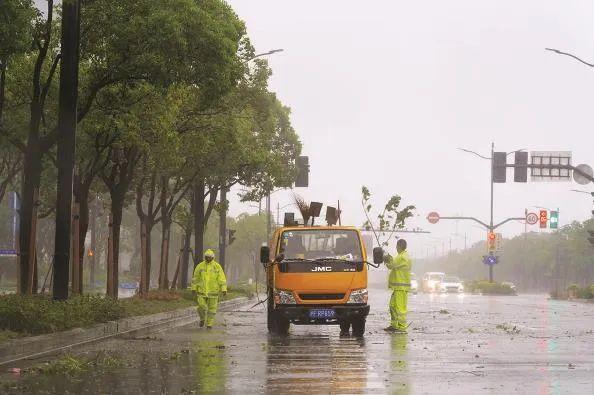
[199,320,205,328]
[206,326,213,330]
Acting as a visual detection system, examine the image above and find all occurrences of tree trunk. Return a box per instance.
[18,155,41,294]
[136,172,158,296]
[89,195,97,288]
[170,241,182,291]
[0,57,6,123]
[193,180,205,268]
[180,224,192,289]
[75,179,90,272]
[107,196,123,298]
[159,219,171,290]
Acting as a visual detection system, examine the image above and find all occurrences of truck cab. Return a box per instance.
[260,226,383,336]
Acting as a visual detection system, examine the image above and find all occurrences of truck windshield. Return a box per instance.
[280,229,363,261]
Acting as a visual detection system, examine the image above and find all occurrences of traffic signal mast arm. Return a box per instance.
[504,163,594,184]
[437,216,525,230]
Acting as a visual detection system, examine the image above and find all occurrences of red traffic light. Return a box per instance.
[539,210,548,229]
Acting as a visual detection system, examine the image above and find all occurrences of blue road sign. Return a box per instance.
[483,255,499,266]
[0,249,17,256]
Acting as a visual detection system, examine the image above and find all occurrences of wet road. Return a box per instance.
[3,287,594,394]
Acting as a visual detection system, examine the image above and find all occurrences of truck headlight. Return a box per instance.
[274,289,296,304]
[347,289,368,304]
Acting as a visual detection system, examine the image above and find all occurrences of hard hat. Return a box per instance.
[204,249,215,258]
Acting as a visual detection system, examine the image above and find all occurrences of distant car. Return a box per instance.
[410,273,418,294]
[501,282,517,294]
[440,276,464,293]
[422,272,445,293]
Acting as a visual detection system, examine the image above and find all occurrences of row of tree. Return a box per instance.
[0,0,301,297]
[419,219,594,291]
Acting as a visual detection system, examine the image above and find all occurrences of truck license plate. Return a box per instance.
[309,309,335,319]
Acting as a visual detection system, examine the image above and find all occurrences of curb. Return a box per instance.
[0,297,249,367]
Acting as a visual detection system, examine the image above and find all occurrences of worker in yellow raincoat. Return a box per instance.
[191,249,227,329]
[384,239,412,333]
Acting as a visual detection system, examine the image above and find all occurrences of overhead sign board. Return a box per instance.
[530,151,572,182]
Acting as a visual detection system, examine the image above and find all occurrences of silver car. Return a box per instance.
[439,276,464,293]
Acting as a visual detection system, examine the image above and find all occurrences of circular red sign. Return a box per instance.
[427,212,440,224]
[526,212,539,225]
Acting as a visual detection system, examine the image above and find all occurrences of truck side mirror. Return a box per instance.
[260,246,270,264]
[373,247,384,265]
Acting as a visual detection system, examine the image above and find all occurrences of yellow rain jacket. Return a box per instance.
[386,251,412,291]
[191,259,228,296]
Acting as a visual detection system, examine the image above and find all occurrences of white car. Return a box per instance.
[422,272,445,293]
[410,273,418,294]
[439,276,464,293]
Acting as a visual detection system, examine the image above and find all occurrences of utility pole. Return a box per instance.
[489,142,495,283]
[53,0,80,300]
[266,193,271,243]
[218,187,228,270]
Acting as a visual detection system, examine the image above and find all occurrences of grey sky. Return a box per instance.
[225,0,594,257]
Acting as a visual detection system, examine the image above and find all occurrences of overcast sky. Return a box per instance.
[224,0,594,257]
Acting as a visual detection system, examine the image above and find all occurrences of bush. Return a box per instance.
[464,280,516,295]
[0,295,124,335]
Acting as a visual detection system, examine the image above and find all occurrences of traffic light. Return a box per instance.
[495,233,503,251]
[492,152,507,183]
[549,211,559,229]
[295,156,309,187]
[227,229,236,246]
[588,230,594,246]
[539,210,548,229]
[514,151,528,182]
[487,232,497,252]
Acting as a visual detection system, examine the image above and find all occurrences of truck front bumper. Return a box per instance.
[274,304,370,325]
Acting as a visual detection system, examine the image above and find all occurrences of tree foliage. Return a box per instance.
[361,185,416,247]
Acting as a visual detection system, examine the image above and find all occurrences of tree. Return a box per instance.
[361,185,416,248]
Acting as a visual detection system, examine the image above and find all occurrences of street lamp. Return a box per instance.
[245,49,284,63]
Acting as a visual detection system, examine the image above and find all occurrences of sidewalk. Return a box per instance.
[0,297,248,366]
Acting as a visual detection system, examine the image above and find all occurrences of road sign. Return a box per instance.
[573,164,593,185]
[0,249,17,257]
[539,210,548,229]
[549,211,559,229]
[483,255,499,265]
[526,212,539,225]
[530,151,572,182]
[427,212,440,224]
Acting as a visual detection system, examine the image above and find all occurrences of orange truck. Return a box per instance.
[260,225,383,336]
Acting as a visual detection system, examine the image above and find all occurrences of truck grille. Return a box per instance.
[299,293,345,300]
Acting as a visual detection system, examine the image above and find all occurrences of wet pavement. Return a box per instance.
[2,286,594,394]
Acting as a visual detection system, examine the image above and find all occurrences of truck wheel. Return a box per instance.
[274,315,290,335]
[339,322,351,335]
[352,318,366,337]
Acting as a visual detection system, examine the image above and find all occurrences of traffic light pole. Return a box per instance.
[218,187,227,270]
[489,143,495,282]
